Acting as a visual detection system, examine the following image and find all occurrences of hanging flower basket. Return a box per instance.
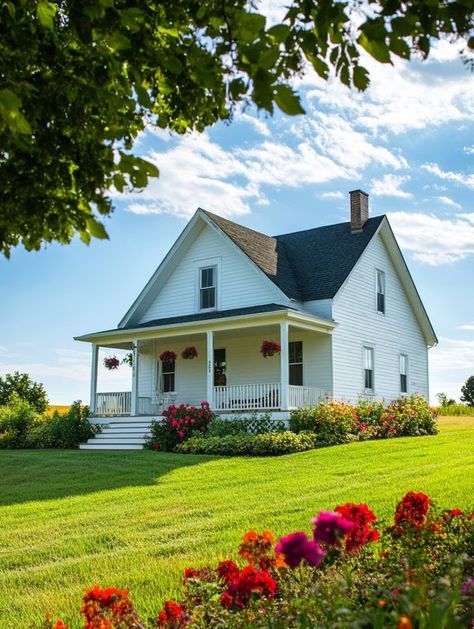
[122,352,133,367]
[160,350,177,362]
[103,355,120,370]
[260,340,281,358]
[181,346,198,360]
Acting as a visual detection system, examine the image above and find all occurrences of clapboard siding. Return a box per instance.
[139,224,285,324]
[332,233,428,403]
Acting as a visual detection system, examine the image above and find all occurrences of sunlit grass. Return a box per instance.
[0,417,472,628]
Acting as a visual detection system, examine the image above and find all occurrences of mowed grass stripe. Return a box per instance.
[0,417,472,628]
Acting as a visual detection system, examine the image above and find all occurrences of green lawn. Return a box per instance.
[0,417,473,628]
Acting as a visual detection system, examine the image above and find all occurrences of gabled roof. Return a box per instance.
[204,210,384,301]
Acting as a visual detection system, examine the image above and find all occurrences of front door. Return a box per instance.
[214,348,227,386]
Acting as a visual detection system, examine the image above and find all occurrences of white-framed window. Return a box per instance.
[376,269,385,314]
[289,341,303,386]
[363,346,374,392]
[399,353,408,394]
[199,265,217,311]
[158,359,176,393]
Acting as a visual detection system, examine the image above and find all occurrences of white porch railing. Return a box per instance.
[288,385,326,408]
[214,383,281,411]
[95,392,153,416]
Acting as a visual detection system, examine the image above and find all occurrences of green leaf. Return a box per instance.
[267,23,290,42]
[358,33,391,63]
[86,219,109,240]
[162,55,183,74]
[259,46,280,70]
[36,1,57,30]
[0,88,21,112]
[390,37,411,59]
[105,31,131,51]
[340,64,350,87]
[0,89,32,135]
[273,85,305,115]
[353,65,370,90]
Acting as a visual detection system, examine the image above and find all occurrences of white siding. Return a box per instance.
[331,233,428,403]
[303,299,333,319]
[139,224,285,324]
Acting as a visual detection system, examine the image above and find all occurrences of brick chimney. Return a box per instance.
[350,189,369,232]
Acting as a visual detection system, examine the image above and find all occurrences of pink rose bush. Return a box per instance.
[146,402,215,451]
[43,492,473,628]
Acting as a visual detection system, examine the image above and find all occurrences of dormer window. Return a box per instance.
[199,266,216,310]
[376,269,385,314]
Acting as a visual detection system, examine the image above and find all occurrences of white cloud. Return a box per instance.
[238,113,271,137]
[457,322,474,331]
[435,195,462,210]
[321,191,344,200]
[430,336,474,402]
[464,145,474,155]
[371,174,412,198]
[422,163,474,190]
[388,211,474,265]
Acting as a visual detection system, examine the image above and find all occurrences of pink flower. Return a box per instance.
[177,431,185,439]
[312,511,353,546]
[275,532,325,569]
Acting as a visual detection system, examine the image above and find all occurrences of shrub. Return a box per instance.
[378,395,438,438]
[290,401,357,447]
[208,413,286,437]
[25,401,99,449]
[176,431,319,456]
[461,375,474,407]
[0,371,48,414]
[147,402,215,451]
[45,491,474,629]
[0,392,39,448]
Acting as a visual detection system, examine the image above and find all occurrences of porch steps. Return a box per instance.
[80,417,156,450]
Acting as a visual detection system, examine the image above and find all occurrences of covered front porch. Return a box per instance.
[78,307,335,418]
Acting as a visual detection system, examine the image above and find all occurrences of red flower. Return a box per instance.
[394,492,431,529]
[54,622,70,629]
[160,350,177,362]
[275,532,325,568]
[158,600,186,627]
[181,346,198,359]
[221,566,276,609]
[334,503,380,553]
[81,585,136,627]
[103,356,120,370]
[216,560,240,585]
[260,340,281,358]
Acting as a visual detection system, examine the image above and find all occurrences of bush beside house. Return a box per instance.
[147,395,438,456]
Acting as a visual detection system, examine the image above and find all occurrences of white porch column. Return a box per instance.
[206,330,214,406]
[280,321,289,410]
[89,344,99,415]
[130,340,139,416]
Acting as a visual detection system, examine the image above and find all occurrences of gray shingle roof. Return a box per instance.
[132,303,296,329]
[204,210,385,301]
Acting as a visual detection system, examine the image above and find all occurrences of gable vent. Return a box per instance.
[350,189,369,233]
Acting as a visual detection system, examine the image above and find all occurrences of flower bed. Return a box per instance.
[44,491,474,628]
[146,402,215,451]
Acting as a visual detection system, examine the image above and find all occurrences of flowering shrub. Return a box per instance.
[159,351,177,362]
[259,340,281,358]
[103,356,120,370]
[290,395,438,447]
[181,346,198,359]
[146,402,215,451]
[44,491,473,628]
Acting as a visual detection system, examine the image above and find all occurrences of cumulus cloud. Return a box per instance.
[371,174,412,198]
[435,195,462,209]
[457,322,474,331]
[321,191,344,200]
[388,212,474,265]
[422,163,474,190]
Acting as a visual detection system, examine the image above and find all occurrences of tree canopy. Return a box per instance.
[0,371,49,413]
[1,0,473,257]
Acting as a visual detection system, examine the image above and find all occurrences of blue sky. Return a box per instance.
[0,38,473,405]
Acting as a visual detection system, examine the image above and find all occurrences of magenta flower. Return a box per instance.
[312,511,353,546]
[275,532,325,569]
[461,578,474,597]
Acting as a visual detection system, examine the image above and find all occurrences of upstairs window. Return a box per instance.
[199,266,216,310]
[376,269,385,314]
[289,341,303,386]
[364,346,374,391]
[399,354,408,394]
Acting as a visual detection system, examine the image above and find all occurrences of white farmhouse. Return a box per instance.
[75,191,437,448]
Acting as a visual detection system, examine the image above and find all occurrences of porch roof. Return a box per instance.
[74,303,336,346]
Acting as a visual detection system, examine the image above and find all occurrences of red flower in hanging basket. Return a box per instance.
[103,356,120,370]
[260,340,281,358]
[159,350,177,362]
[181,346,198,359]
